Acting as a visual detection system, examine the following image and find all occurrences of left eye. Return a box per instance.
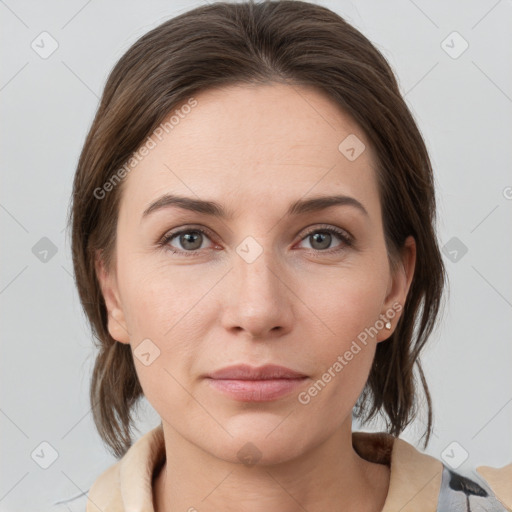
[297,226,353,252]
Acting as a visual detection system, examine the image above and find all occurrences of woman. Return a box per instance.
[68,1,511,511]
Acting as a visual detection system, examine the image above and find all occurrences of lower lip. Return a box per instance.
[206,377,308,402]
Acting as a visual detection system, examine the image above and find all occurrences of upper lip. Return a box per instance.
[206,364,307,380]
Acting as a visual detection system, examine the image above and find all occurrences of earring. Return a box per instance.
[385,321,391,330]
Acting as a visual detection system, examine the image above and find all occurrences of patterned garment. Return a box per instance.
[437,465,509,511]
[50,465,512,512]
[45,425,512,511]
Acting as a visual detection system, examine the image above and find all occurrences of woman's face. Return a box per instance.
[96,83,415,464]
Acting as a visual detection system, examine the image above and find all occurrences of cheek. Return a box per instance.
[295,284,382,423]
[123,268,206,416]
[299,268,387,390]
[122,247,388,354]
[119,254,207,337]
[310,269,386,340]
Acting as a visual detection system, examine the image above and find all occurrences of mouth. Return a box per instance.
[205,364,308,402]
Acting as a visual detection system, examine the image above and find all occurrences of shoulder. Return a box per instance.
[475,462,512,510]
[86,460,123,512]
[85,424,165,511]
[436,460,511,511]
[357,432,512,512]
[392,435,512,511]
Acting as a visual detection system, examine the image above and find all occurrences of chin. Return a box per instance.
[212,439,306,467]
[199,421,315,467]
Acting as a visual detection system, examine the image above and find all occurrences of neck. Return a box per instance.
[153,421,390,512]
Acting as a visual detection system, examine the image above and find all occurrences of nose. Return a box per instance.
[220,241,294,340]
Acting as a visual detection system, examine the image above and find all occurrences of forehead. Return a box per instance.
[118,83,380,223]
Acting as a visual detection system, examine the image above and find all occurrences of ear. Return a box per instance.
[94,249,131,344]
[376,235,416,342]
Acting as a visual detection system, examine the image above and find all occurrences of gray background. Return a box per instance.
[1,0,511,510]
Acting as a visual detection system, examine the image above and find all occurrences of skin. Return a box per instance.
[96,83,416,512]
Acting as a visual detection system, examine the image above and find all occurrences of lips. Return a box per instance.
[204,364,308,402]
[206,364,307,380]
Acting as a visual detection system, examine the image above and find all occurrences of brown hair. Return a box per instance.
[68,0,446,458]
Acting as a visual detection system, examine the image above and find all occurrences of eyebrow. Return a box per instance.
[141,193,369,220]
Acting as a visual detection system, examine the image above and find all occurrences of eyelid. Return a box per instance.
[158,223,354,255]
[158,225,217,250]
[297,223,353,243]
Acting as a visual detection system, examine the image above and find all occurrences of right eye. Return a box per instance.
[159,227,216,257]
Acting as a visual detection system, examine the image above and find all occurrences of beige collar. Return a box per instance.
[92,424,512,512]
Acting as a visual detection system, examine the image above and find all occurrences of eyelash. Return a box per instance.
[157,224,354,258]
